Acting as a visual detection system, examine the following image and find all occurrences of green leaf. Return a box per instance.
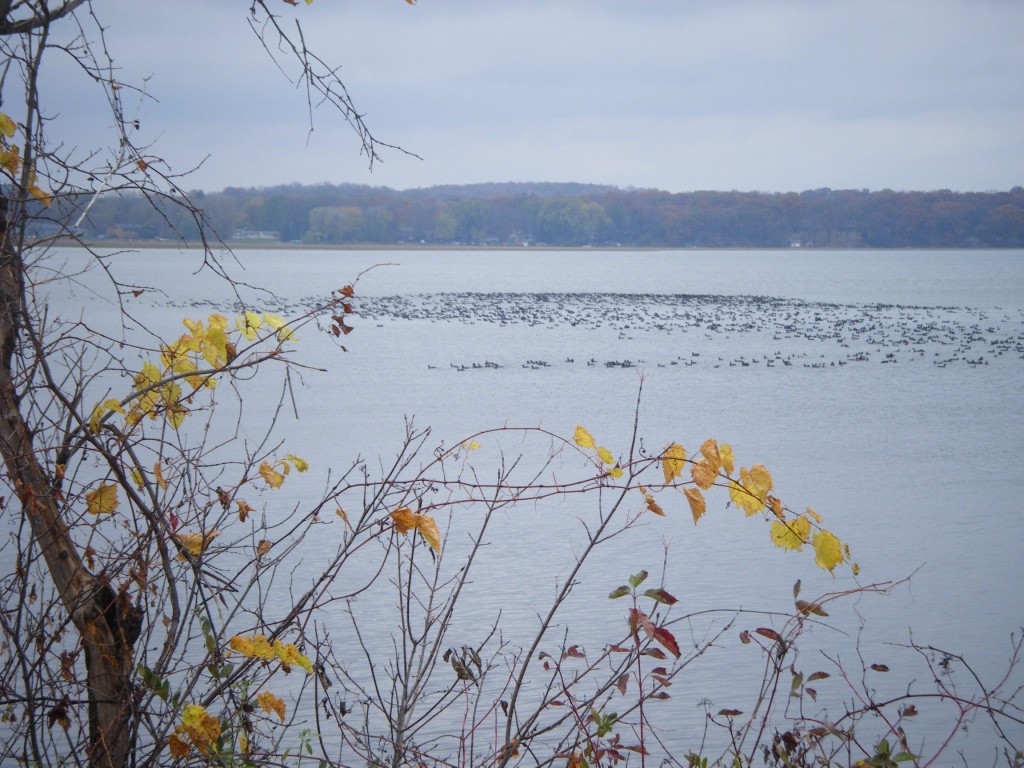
[628,570,649,588]
[608,585,630,599]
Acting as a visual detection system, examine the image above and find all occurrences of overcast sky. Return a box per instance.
[42,0,1024,194]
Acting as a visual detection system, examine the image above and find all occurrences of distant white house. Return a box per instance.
[232,229,280,242]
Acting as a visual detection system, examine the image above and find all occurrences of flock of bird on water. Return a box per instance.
[338,292,1024,373]
[169,290,1023,373]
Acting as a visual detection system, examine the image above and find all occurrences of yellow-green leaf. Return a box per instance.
[597,446,615,465]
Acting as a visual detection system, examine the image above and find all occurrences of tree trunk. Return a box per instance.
[0,231,135,767]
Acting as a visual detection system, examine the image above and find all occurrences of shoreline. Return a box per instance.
[56,239,1022,253]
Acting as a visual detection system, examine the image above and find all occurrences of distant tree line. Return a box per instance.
[61,182,1024,248]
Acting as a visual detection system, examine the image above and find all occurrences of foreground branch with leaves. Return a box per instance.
[0,3,1021,768]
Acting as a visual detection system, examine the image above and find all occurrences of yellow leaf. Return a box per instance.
[237,310,263,340]
[770,516,810,551]
[684,487,706,524]
[805,506,823,524]
[263,312,297,341]
[89,398,124,433]
[236,499,254,522]
[29,183,51,207]
[729,467,767,516]
[230,633,275,660]
[0,147,21,175]
[239,730,249,754]
[257,690,286,722]
[661,442,686,484]
[273,640,313,673]
[812,530,845,571]
[179,703,220,755]
[416,513,443,555]
[259,461,285,489]
[461,439,482,450]
[597,446,615,465]
[130,467,144,489]
[390,506,417,533]
[0,112,16,138]
[642,488,664,516]
[175,530,219,559]
[86,483,118,515]
[607,464,623,479]
[573,425,595,449]
[645,496,664,516]
[691,460,716,490]
[390,507,442,554]
[749,464,773,497]
[699,438,721,474]
[208,313,229,331]
[719,443,735,476]
[263,312,285,329]
[167,733,191,759]
[203,325,229,366]
[153,461,168,490]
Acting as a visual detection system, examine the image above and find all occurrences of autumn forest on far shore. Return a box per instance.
[57,182,1024,249]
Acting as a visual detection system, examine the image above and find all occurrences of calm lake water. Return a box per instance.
[53,246,1024,763]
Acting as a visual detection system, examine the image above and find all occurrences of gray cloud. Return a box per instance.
[33,0,1024,193]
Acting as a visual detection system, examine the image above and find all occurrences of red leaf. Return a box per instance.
[717,708,743,717]
[755,627,781,642]
[652,626,681,659]
[629,608,655,635]
[870,663,890,672]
